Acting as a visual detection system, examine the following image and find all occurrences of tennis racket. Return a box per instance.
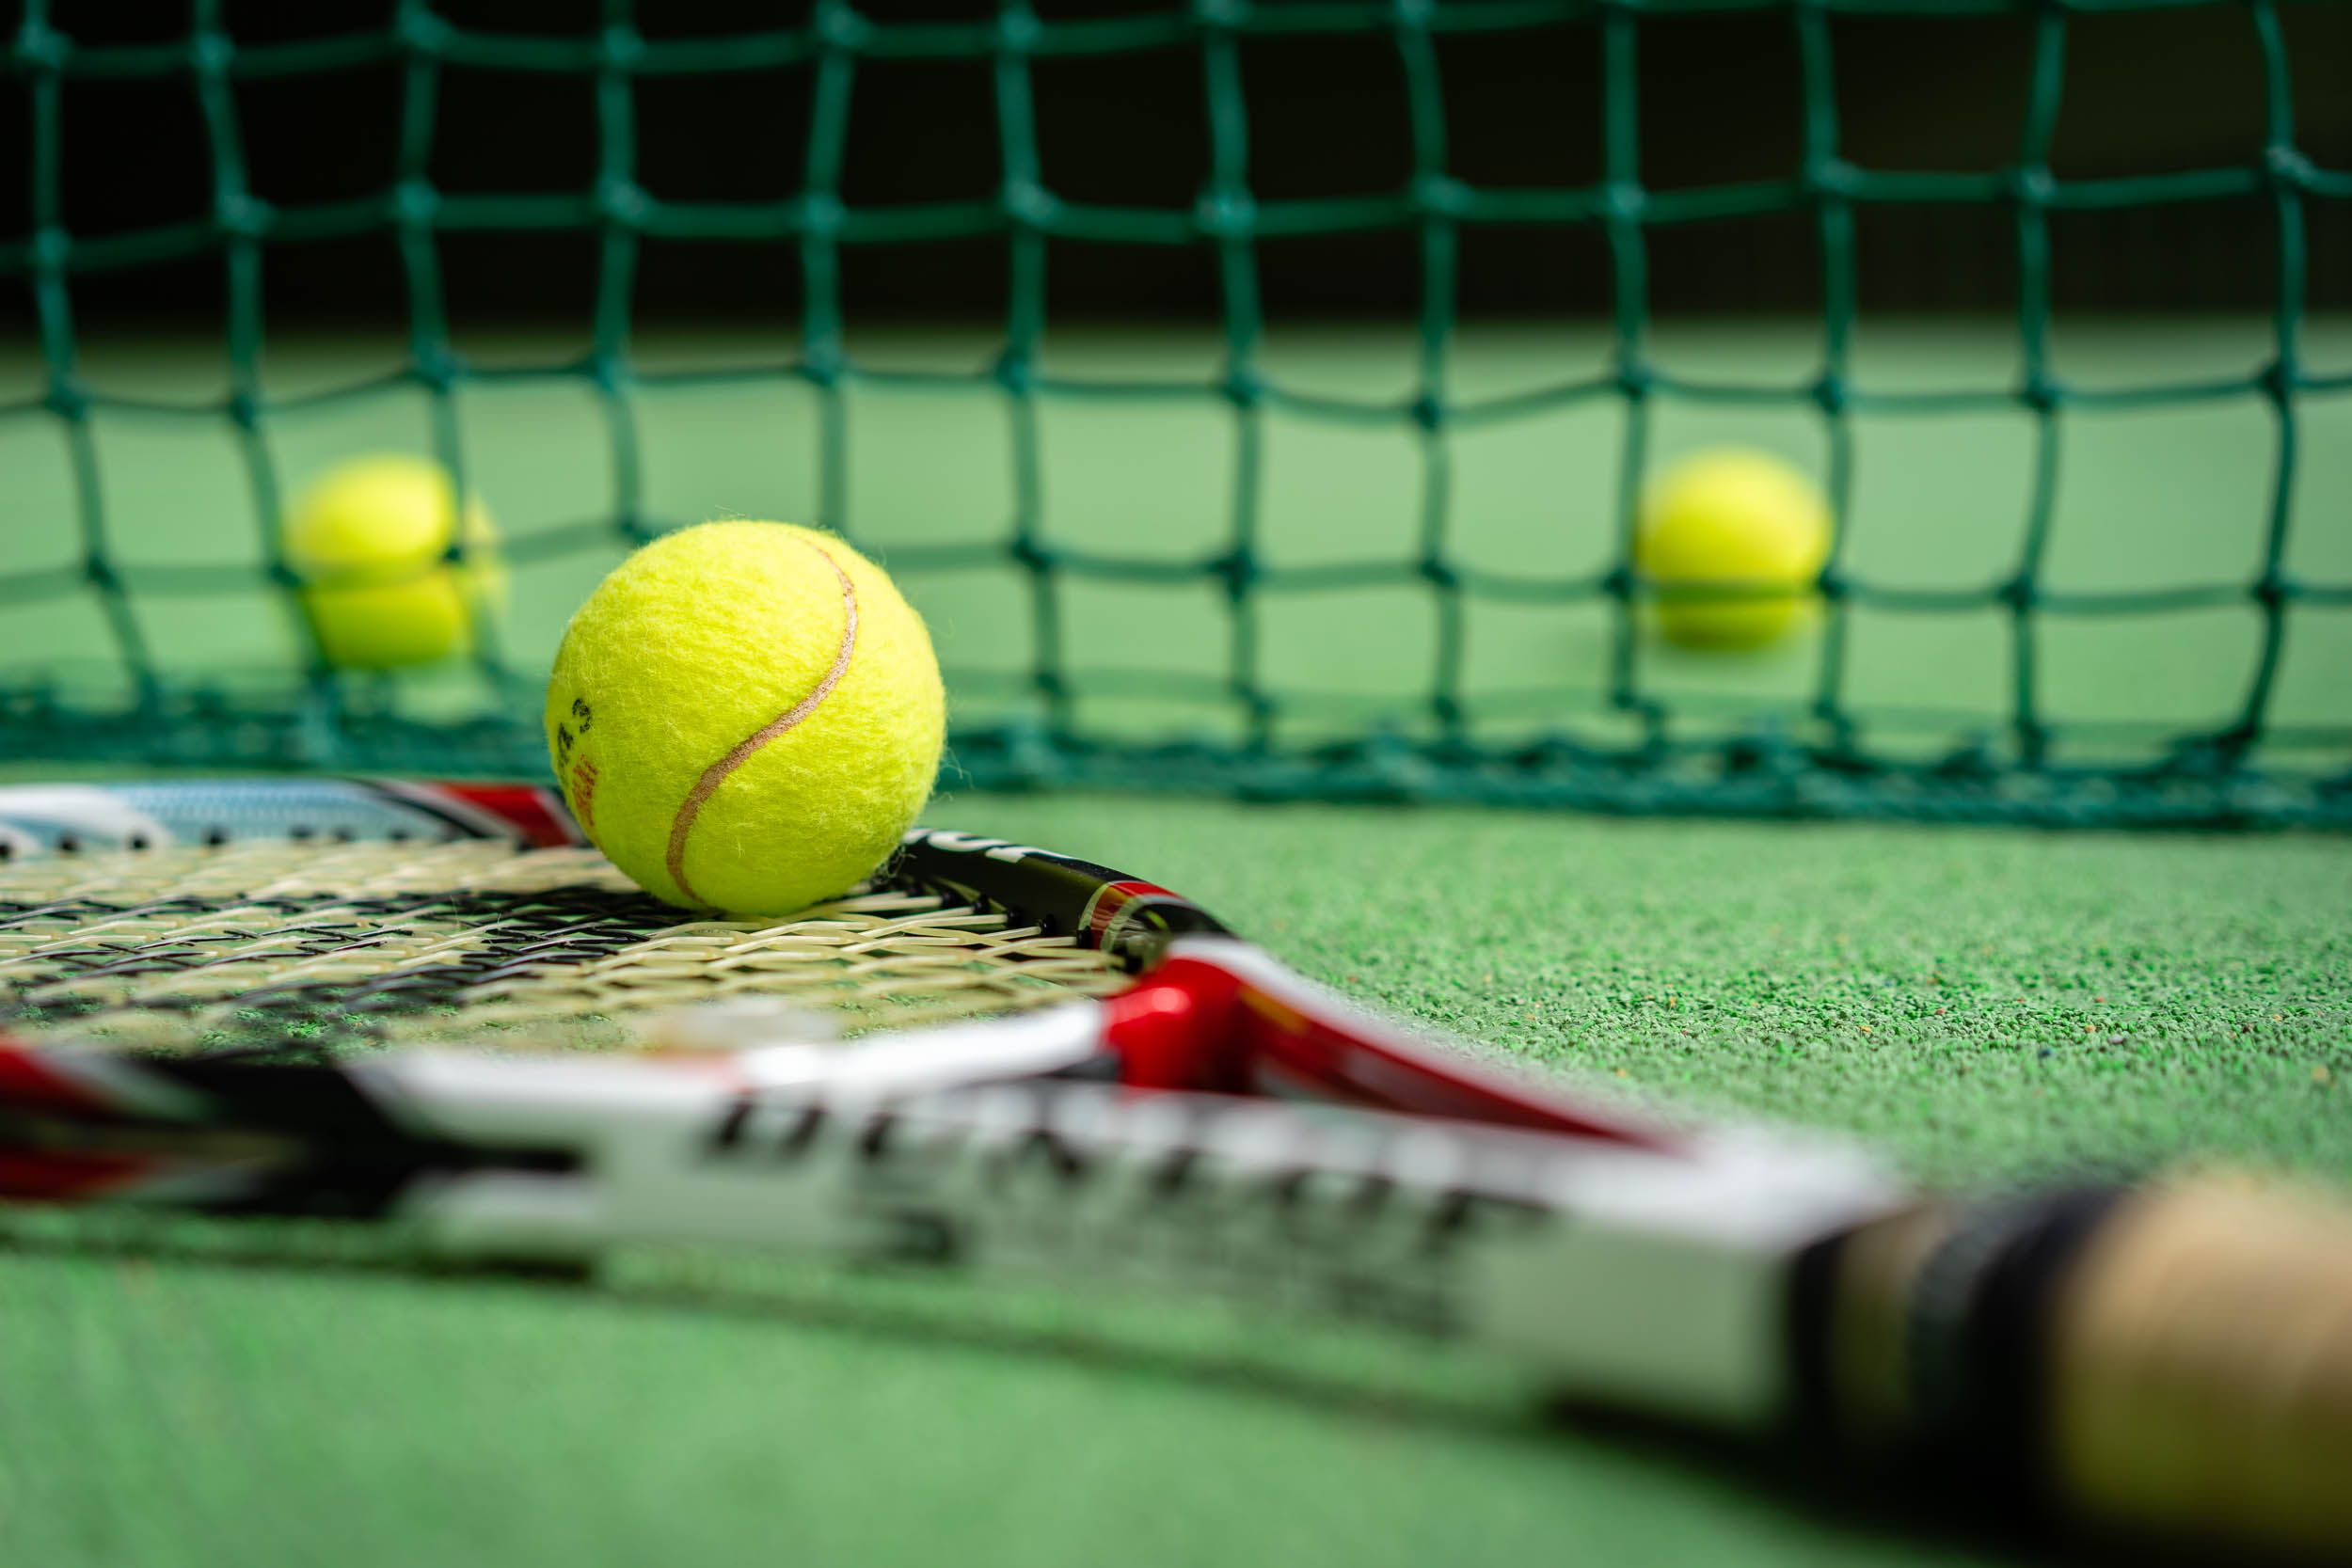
[0,777,2345,1558]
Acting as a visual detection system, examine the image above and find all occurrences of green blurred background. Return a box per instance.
[7,1,2350,807]
[6,318,2349,763]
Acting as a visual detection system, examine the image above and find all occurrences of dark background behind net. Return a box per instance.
[7,0,2348,329]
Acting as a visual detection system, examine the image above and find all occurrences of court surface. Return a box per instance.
[1,322,2347,1565]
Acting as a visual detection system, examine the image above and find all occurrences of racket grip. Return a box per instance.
[1808,1173,2352,1557]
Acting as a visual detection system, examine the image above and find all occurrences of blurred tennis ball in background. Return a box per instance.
[282,454,503,669]
[545,520,946,916]
[1635,450,1832,650]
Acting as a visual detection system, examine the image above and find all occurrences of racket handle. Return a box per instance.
[1809,1174,2352,1556]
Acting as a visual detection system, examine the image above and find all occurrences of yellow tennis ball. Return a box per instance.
[282,454,503,668]
[545,520,946,916]
[1634,450,1831,650]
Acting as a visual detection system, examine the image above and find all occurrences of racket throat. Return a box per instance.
[1105,941,1682,1150]
[1102,959,1251,1095]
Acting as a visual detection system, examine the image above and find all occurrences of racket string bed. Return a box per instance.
[0,839,1125,1057]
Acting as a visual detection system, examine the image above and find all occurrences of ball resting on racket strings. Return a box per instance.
[545,520,946,915]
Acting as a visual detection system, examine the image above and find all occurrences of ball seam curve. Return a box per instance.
[662,538,860,908]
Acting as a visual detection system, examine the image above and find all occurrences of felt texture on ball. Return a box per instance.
[282,453,503,669]
[545,520,946,917]
[1634,449,1832,650]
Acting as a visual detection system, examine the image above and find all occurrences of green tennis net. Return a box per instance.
[3,0,2347,827]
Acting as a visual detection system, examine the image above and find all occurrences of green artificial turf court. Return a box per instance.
[2,321,2349,1565]
[0,800,2346,1568]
